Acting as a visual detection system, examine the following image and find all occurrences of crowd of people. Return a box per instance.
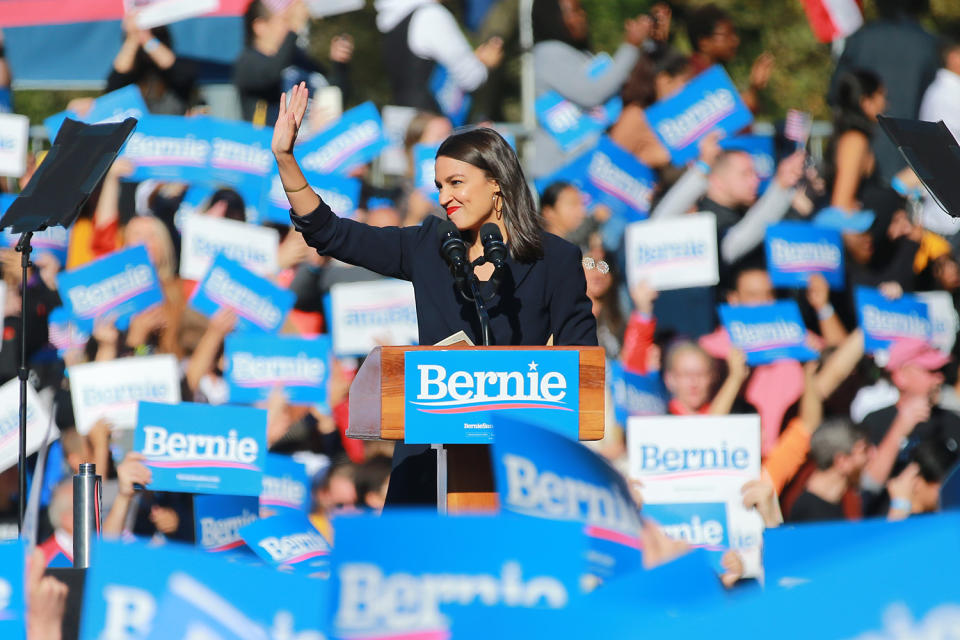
[0,0,959,637]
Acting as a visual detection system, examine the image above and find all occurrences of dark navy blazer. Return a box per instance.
[291,201,598,504]
[291,201,598,348]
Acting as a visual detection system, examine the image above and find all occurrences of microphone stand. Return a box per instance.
[467,270,491,347]
[15,231,32,530]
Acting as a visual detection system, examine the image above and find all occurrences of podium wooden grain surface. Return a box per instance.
[348,345,606,512]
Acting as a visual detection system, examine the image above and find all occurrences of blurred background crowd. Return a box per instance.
[1,0,960,633]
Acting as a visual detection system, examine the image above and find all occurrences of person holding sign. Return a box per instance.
[274,83,596,504]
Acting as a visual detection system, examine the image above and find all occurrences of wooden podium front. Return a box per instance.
[347,346,605,512]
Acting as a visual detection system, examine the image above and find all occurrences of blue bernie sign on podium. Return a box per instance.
[490,417,643,580]
[134,401,267,496]
[225,334,331,407]
[403,349,580,444]
[44,84,148,139]
[329,511,587,640]
[57,245,164,332]
[645,65,753,165]
[189,254,294,334]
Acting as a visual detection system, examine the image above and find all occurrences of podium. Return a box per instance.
[348,345,605,512]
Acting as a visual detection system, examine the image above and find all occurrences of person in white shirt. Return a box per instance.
[374,0,503,111]
[918,41,960,236]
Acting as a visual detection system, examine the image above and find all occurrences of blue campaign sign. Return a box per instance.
[329,511,588,640]
[535,53,622,153]
[490,417,643,580]
[430,66,472,127]
[194,494,260,553]
[57,245,164,332]
[261,169,362,224]
[533,148,594,205]
[640,502,728,571]
[764,221,845,290]
[536,90,606,152]
[0,540,25,638]
[260,453,312,516]
[134,401,267,496]
[189,254,294,333]
[48,306,90,355]
[145,571,272,640]
[225,334,331,407]
[720,134,775,193]
[413,142,441,201]
[608,361,667,425]
[80,538,330,640]
[238,512,330,577]
[122,114,214,183]
[646,65,754,165]
[44,84,148,139]
[856,287,932,353]
[582,136,656,220]
[403,349,581,444]
[719,301,818,365]
[207,117,274,224]
[297,102,389,175]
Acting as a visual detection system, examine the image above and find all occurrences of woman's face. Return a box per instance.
[545,186,586,237]
[861,87,887,122]
[559,0,589,43]
[435,156,500,233]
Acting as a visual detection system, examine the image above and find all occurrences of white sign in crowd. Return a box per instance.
[328,279,419,356]
[627,414,764,575]
[67,355,182,434]
[0,378,57,473]
[624,213,720,291]
[179,214,279,281]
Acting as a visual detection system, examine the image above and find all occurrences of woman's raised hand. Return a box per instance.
[272,81,309,158]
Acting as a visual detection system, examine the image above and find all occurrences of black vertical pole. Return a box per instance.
[16,231,32,533]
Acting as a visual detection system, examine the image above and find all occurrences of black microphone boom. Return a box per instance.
[480,222,507,290]
[438,219,469,294]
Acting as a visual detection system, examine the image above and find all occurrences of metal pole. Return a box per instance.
[433,445,448,515]
[15,231,33,533]
[73,462,101,569]
[519,0,535,163]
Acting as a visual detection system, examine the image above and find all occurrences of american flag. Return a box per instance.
[785,109,813,145]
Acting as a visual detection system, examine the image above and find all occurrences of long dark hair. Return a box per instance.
[532,0,590,50]
[436,128,544,263]
[832,69,883,136]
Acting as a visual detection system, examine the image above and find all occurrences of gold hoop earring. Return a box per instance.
[494,193,503,219]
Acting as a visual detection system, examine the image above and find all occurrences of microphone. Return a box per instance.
[438,220,469,293]
[480,222,507,290]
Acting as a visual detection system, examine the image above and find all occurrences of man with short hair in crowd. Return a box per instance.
[860,338,960,494]
[788,419,871,523]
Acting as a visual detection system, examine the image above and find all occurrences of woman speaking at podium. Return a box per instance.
[273,83,597,504]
